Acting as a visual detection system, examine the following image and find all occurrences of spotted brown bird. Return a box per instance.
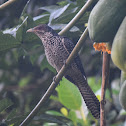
[27,24,100,119]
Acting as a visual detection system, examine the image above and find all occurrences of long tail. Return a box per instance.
[73,75,100,119]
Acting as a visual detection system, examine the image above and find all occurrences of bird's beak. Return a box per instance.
[26,28,34,33]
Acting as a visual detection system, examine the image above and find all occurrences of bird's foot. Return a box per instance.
[53,76,60,86]
[53,76,56,83]
[101,99,106,105]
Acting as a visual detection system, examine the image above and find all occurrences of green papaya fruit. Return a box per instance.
[88,0,126,42]
[121,71,126,86]
[119,80,126,111]
[111,17,126,72]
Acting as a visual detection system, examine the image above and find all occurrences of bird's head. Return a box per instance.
[27,24,56,38]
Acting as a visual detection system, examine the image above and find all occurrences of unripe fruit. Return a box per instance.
[88,0,126,42]
[119,80,126,111]
[111,17,126,72]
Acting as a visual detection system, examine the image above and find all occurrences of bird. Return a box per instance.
[27,24,100,119]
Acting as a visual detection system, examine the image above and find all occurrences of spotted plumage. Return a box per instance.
[27,24,100,119]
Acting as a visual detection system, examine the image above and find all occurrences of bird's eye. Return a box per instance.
[36,31,44,35]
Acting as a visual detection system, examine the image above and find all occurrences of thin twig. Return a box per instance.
[19,28,89,126]
[100,52,110,126]
[58,0,97,35]
[0,0,18,10]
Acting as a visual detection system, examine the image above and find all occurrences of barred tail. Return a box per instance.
[74,76,100,119]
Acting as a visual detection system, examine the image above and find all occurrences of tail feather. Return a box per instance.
[65,67,100,119]
[78,83,100,119]
[73,75,100,119]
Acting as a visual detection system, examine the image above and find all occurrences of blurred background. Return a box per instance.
[0,0,125,126]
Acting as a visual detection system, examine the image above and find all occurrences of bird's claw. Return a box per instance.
[53,76,60,86]
[101,99,106,105]
[53,76,56,82]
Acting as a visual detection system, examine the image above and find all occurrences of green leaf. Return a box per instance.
[29,45,44,64]
[56,77,82,110]
[112,89,119,95]
[77,0,86,7]
[20,0,31,18]
[34,114,68,125]
[19,75,31,87]
[0,32,20,53]
[7,109,17,120]
[30,54,39,65]
[87,77,101,92]
[34,13,50,25]
[22,41,42,56]
[0,98,13,113]
[52,4,78,24]
[16,17,27,42]
[50,95,60,102]
[6,115,25,126]
[68,110,77,122]
[16,16,38,43]
[57,0,69,6]
[40,4,70,24]
[46,110,63,117]
[17,47,26,58]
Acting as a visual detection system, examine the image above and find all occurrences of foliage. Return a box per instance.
[0,0,125,126]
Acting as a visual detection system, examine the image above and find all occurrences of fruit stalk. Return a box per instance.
[100,52,110,126]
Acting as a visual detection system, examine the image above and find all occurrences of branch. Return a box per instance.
[100,52,110,126]
[58,0,97,35]
[0,0,18,10]
[19,28,89,126]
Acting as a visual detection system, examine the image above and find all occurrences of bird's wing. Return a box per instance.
[61,36,86,77]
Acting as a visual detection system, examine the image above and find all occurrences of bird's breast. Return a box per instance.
[44,44,69,71]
